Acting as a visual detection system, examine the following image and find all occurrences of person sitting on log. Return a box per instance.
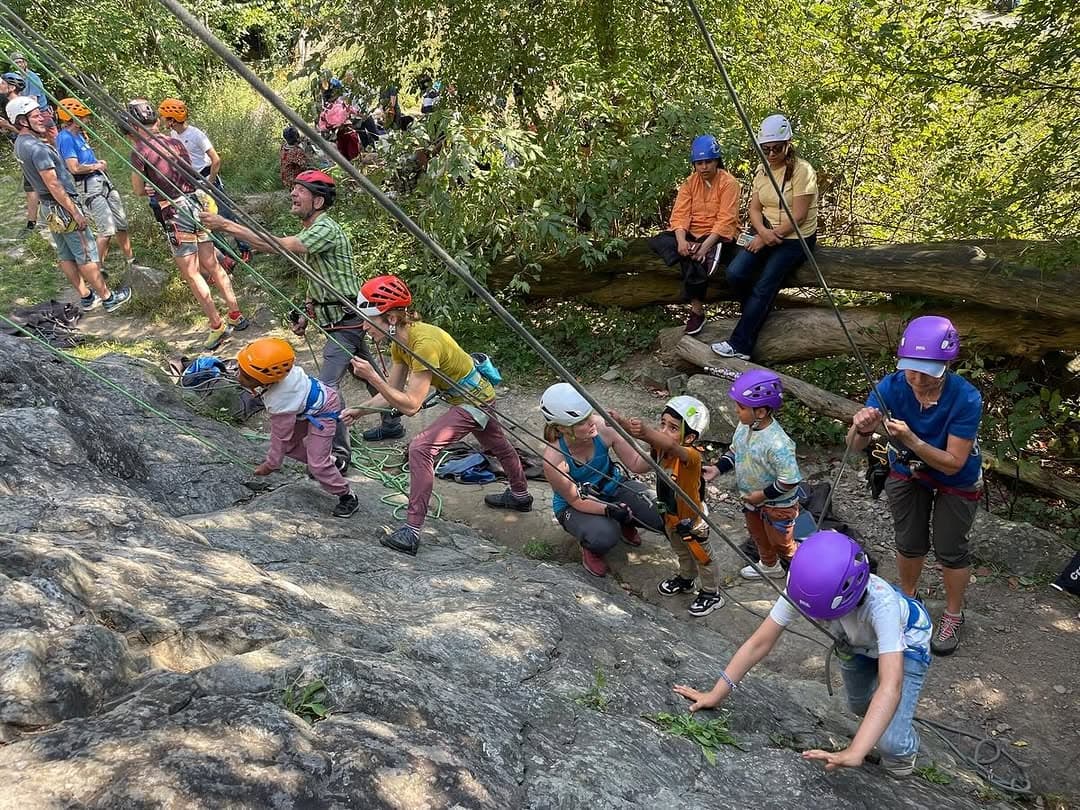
[649,134,740,336]
[711,114,818,361]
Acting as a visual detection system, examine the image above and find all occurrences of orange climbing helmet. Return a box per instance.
[157,97,188,122]
[56,98,91,122]
[237,337,295,385]
[357,275,412,316]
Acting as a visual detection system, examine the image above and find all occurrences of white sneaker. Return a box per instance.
[739,561,786,580]
[711,340,750,361]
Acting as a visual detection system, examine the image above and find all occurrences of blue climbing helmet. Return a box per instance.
[690,134,722,164]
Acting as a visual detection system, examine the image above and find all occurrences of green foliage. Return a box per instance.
[69,338,169,362]
[282,675,331,724]
[915,762,955,785]
[523,540,557,560]
[644,712,742,764]
[574,667,609,712]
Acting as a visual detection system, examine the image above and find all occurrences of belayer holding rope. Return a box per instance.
[541,384,665,578]
[675,530,933,778]
[846,315,983,656]
[237,337,360,518]
[341,275,533,555]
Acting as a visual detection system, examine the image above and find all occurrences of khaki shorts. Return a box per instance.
[885,475,980,569]
[75,173,127,237]
[162,196,212,258]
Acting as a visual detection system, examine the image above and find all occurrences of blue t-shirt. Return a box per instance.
[23,69,47,109]
[867,371,982,487]
[55,128,97,167]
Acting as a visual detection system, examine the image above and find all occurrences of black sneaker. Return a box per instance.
[362,423,406,441]
[688,590,725,617]
[381,525,420,555]
[657,575,696,596]
[332,491,359,518]
[483,488,533,512]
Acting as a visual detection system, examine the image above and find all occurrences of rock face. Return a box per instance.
[0,336,997,809]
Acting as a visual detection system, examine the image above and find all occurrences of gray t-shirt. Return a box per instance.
[15,133,76,199]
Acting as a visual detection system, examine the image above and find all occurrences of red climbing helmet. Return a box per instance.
[357,275,412,316]
[292,169,337,207]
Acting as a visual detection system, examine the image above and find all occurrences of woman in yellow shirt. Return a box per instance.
[711,115,818,361]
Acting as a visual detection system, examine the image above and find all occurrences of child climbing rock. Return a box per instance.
[711,369,801,579]
[237,337,359,517]
[675,530,933,778]
[612,396,724,617]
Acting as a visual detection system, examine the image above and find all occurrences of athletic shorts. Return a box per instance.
[885,475,980,569]
[75,173,127,237]
[161,196,212,258]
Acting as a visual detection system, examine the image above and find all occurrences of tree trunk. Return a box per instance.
[657,304,1080,363]
[676,337,1080,503]
[490,239,1080,321]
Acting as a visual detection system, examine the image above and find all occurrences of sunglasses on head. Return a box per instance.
[761,143,788,154]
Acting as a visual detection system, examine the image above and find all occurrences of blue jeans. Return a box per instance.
[840,653,928,758]
[724,234,815,354]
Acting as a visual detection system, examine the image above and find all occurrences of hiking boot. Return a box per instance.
[581,547,608,577]
[204,321,233,351]
[931,611,964,656]
[621,524,643,546]
[657,575,696,596]
[332,491,359,518]
[484,488,534,512]
[102,287,133,313]
[362,423,405,441]
[381,525,420,556]
[685,311,706,336]
[711,340,750,361]
[880,751,917,778]
[688,590,725,617]
[227,312,250,331]
[79,290,101,312]
[740,561,787,580]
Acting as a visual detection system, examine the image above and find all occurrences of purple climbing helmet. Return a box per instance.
[729,369,783,411]
[787,530,870,621]
[896,315,959,378]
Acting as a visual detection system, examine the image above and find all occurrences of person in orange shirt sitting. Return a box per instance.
[649,135,740,335]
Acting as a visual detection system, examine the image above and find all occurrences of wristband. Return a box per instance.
[718,671,738,691]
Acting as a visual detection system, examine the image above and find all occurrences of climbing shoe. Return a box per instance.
[227,311,250,331]
[580,547,608,577]
[362,423,405,441]
[381,525,420,556]
[931,611,964,656]
[204,321,232,350]
[711,340,750,361]
[880,751,917,777]
[739,561,786,580]
[332,491,359,518]
[684,311,706,336]
[79,290,101,312]
[620,524,643,546]
[688,590,725,617]
[657,575,696,596]
[483,488,534,512]
[102,287,133,313]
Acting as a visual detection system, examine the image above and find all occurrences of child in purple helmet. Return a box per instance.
[675,530,933,778]
[710,368,802,579]
[846,315,983,657]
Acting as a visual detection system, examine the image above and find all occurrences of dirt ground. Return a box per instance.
[69,291,1080,807]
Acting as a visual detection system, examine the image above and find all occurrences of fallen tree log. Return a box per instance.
[657,304,1080,364]
[490,239,1080,320]
[676,336,1080,503]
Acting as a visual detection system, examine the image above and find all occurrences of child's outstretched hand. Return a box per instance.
[673,683,723,712]
[703,465,720,482]
[253,463,274,476]
[801,747,865,771]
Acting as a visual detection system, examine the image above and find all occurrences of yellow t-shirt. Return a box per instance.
[752,156,818,239]
[390,321,495,404]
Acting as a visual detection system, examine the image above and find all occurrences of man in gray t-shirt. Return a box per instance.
[6,96,130,313]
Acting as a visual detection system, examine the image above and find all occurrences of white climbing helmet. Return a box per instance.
[6,95,37,124]
[540,382,593,426]
[756,113,793,144]
[664,395,710,437]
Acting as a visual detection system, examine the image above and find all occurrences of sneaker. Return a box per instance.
[204,321,232,350]
[79,290,101,312]
[227,312,250,331]
[483,488,534,512]
[688,590,725,617]
[931,611,964,656]
[880,751,917,777]
[657,575,696,596]
[739,561,787,580]
[621,524,642,546]
[332,491,359,518]
[381,525,420,556]
[711,340,751,361]
[581,547,608,577]
[684,311,706,335]
[362,423,406,441]
[102,287,133,313]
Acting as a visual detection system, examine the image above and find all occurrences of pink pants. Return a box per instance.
[407,404,527,527]
[267,389,349,496]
